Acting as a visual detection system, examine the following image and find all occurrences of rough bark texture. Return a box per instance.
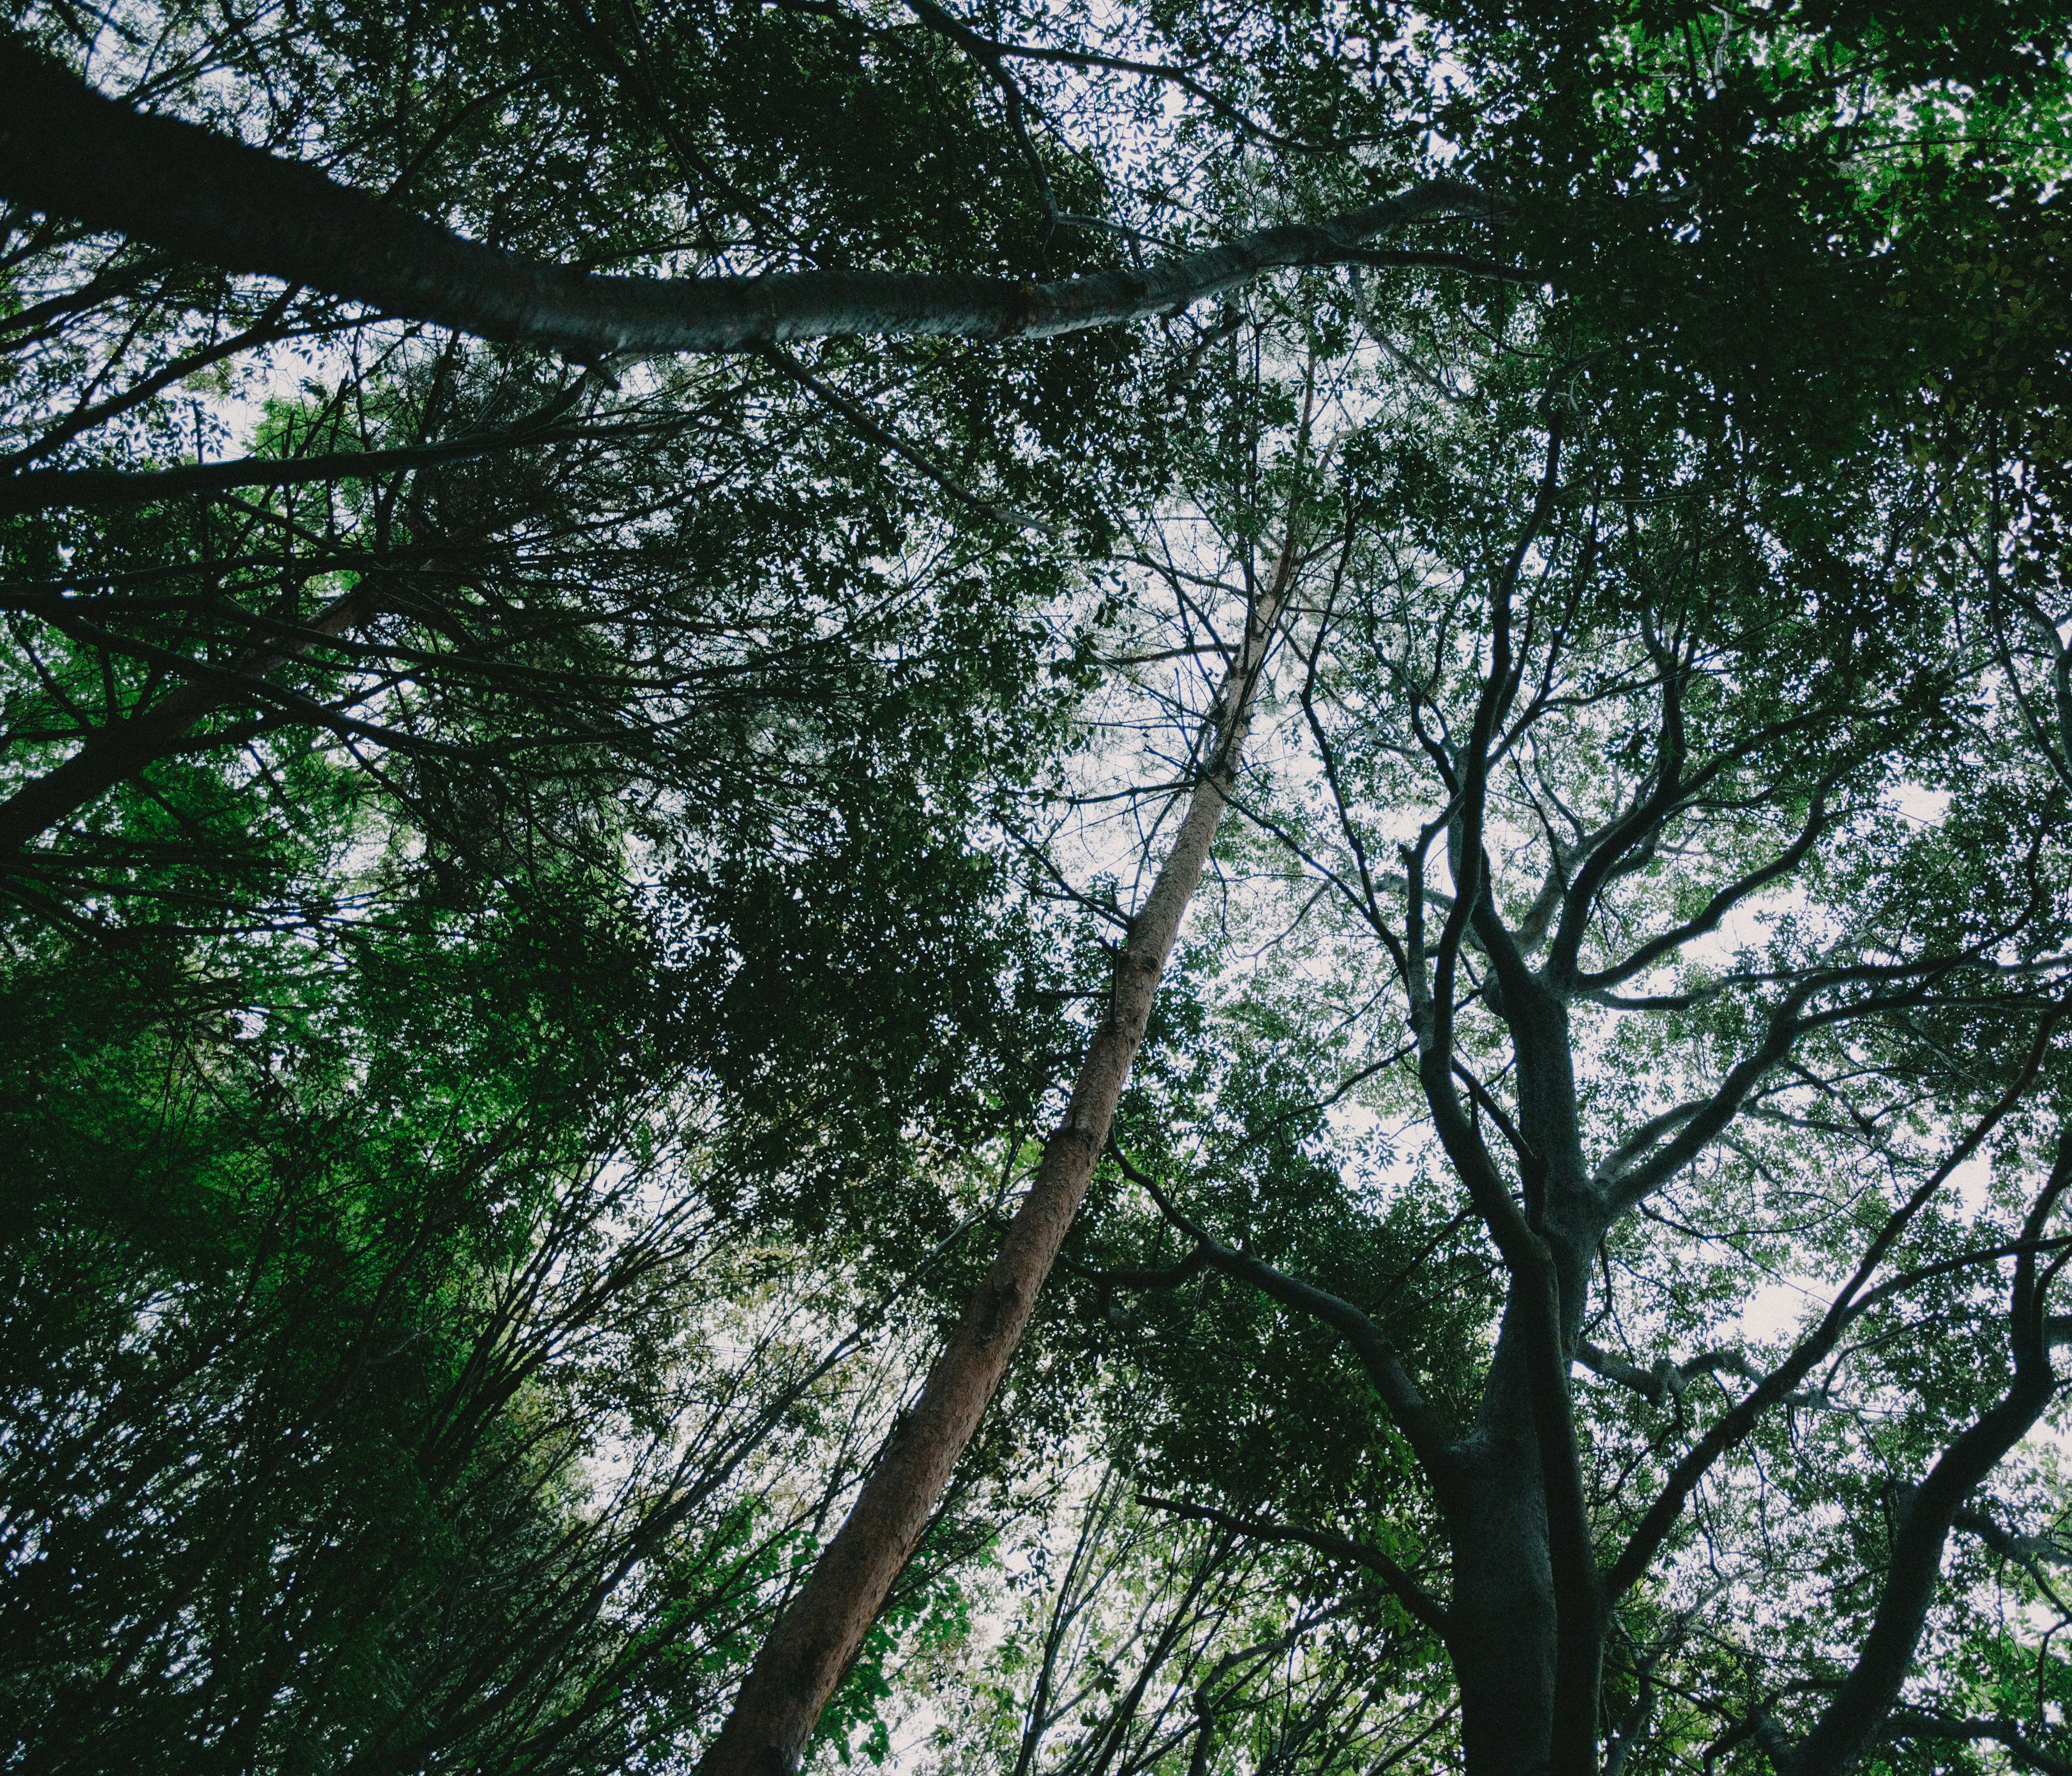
[699,526,1304,1776]
[0,41,1498,358]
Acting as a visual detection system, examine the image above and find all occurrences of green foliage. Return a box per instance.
[8,0,2072,1771]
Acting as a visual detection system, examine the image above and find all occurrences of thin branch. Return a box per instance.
[1112,1141,1461,1494]
[0,374,598,513]
[1138,1493,1451,1641]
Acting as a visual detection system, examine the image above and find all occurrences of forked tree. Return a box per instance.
[1076,368,2072,1773]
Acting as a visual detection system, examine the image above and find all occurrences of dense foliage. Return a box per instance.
[4,0,2071,1773]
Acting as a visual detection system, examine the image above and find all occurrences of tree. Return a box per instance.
[1025,153,2072,1765]
[0,846,876,1771]
[5,1,2071,1774]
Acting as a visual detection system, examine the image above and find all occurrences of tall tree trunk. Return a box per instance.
[701,457,1312,1776]
[1450,1432,1558,1776]
[1447,1187,1605,1776]
[0,41,1497,360]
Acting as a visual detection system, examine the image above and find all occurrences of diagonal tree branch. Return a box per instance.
[2,427,560,515]
[0,371,598,513]
[1576,780,1842,994]
[0,40,1504,360]
[0,578,381,860]
[1788,1132,2071,1776]
[1604,1015,2063,1604]
[1119,1149,1461,1494]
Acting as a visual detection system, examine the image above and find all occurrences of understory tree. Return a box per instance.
[3,1,2070,1774]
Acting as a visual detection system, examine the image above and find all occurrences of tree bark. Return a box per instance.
[1449,1434,1559,1776]
[0,41,1500,359]
[1444,1203,1605,1776]
[699,487,1309,1776]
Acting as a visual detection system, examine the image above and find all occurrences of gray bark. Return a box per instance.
[0,41,1502,359]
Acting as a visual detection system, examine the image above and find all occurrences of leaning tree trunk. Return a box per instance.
[700,493,1310,1776]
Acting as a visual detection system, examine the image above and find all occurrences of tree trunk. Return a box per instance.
[700,498,1309,1776]
[1450,1431,1560,1776]
[1446,1184,1605,1776]
[0,41,1497,360]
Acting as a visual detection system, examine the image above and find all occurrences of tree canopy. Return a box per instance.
[4,2,2071,1775]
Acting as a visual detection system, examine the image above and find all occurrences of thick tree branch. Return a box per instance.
[1602,985,1817,1212]
[1342,248,1541,283]
[1544,636,1689,984]
[1577,784,1838,994]
[1592,1101,1704,1193]
[1576,1338,1849,1411]
[1604,1019,2063,1604]
[1602,1648,1660,1776]
[1884,1713,2072,1776]
[1578,1340,1750,1404]
[0,579,380,860]
[1951,1503,2072,1615]
[1789,1134,2070,1776]
[0,42,1503,358]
